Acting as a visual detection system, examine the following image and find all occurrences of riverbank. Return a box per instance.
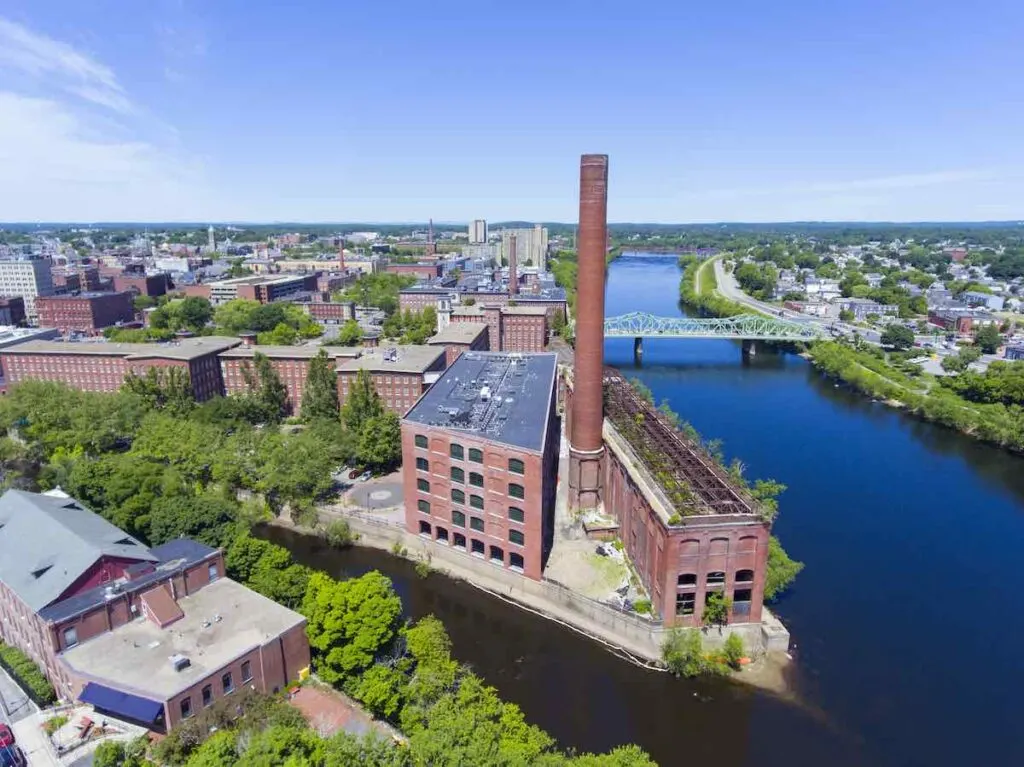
[678,253,755,317]
[277,506,796,698]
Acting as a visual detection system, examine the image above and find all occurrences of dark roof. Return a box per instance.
[0,489,156,612]
[403,352,557,452]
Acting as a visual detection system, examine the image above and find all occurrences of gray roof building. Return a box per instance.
[0,489,156,612]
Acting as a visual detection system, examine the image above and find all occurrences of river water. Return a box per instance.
[266,254,1024,767]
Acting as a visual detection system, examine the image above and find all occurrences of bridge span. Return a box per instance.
[603,311,828,358]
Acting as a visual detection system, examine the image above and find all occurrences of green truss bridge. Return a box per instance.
[604,312,827,349]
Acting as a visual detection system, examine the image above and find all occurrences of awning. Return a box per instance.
[78,683,163,723]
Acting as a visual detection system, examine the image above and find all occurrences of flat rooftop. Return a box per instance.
[209,274,309,287]
[336,345,444,375]
[59,578,306,700]
[403,351,557,452]
[452,305,547,316]
[219,344,361,360]
[1,336,241,361]
[428,323,488,345]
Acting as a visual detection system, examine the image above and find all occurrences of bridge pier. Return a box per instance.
[633,337,643,363]
[742,339,756,357]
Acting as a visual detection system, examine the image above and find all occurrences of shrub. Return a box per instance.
[0,642,56,705]
[324,519,357,548]
[702,592,731,626]
[92,740,126,767]
[42,715,68,735]
[723,633,745,670]
[632,599,652,615]
[662,629,724,677]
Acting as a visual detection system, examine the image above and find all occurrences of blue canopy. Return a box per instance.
[79,683,163,723]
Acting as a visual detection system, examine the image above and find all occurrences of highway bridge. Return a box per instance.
[604,312,827,355]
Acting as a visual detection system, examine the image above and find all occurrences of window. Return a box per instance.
[417,499,430,514]
[469,448,483,463]
[62,627,78,648]
[508,507,524,523]
[241,661,253,684]
[736,569,754,584]
[733,588,753,609]
[222,672,234,694]
[508,458,525,475]
[675,593,696,616]
[452,510,466,527]
[451,488,465,505]
[471,539,485,556]
[419,520,432,536]
[450,467,465,483]
[509,529,525,546]
[470,494,484,510]
[417,478,430,493]
[208,563,219,582]
[416,457,429,471]
[508,483,525,500]
[509,552,524,572]
[201,685,212,708]
[677,573,697,587]
[436,526,449,542]
[453,533,467,550]
[180,696,193,719]
[450,443,464,460]
[489,546,504,564]
[469,472,484,488]
[707,571,726,586]
[470,516,484,533]
[415,434,428,449]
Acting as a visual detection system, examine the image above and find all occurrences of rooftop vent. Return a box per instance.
[169,654,191,672]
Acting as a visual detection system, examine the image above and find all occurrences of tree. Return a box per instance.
[177,296,214,331]
[241,352,289,422]
[941,354,969,374]
[133,294,156,311]
[257,322,298,346]
[301,571,403,687]
[838,308,855,322]
[335,319,363,346]
[881,324,915,350]
[764,535,804,601]
[975,323,1003,354]
[702,592,731,626]
[661,629,707,677]
[722,633,745,670]
[301,349,340,422]
[92,741,126,767]
[357,412,401,471]
[342,369,383,435]
[148,494,239,548]
[122,367,195,414]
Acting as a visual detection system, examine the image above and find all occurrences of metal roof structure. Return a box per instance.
[604,312,826,342]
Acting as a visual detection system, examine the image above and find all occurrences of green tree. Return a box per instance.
[702,592,731,626]
[941,354,969,374]
[148,494,239,548]
[301,349,339,422]
[301,571,403,687]
[661,629,707,677]
[722,633,745,670]
[881,324,915,350]
[341,369,383,435]
[357,412,401,471]
[92,740,127,767]
[975,323,1003,354]
[122,367,195,414]
[838,308,855,322]
[241,352,289,422]
[178,296,215,331]
[133,294,157,311]
[256,322,298,346]
[335,319,363,346]
[764,535,804,601]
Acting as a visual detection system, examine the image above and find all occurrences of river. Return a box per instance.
[265,254,1024,767]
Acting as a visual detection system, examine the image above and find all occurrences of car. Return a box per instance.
[0,725,13,748]
[0,745,25,767]
[348,469,361,480]
[358,471,372,482]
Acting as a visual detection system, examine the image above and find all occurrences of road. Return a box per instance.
[713,259,882,344]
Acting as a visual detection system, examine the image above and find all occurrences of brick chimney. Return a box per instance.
[568,154,608,511]
[338,245,346,272]
[508,235,519,296]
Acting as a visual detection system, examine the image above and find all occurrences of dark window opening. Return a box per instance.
[417,499,430,514]
[469,448,483,463]
[180,696,193,719]
[470,494,484,510]
[453,532,467,549]
[416,457,429,471]
[451,489,465,505]
[417,478,430,492]
[222,672,234,694]
[508,483,525,499]
[436,526,449,542]
[451,467,465,483]
[471,539,485,556]
[736,569,754,584]
[707,571,726,585]
[678,573,697,587]
[469,472,484,487]
[508,507,524,523]
[414,434,428,449]
[509,552,525,571]
[419,520,432,536]
[241,661,252,684]
[450,443,464,459]
[470,516,484,532]
[489,546,504,563]
[201,685,212,708]
[508,458,525,475]
[675,593,696,616]
[509,529,525,546]
[452,510,466,527]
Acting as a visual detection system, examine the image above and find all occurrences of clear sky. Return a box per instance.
[1,0,1022,223]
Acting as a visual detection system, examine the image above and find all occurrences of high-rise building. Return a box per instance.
[500,225,549,272]
[468,219,488,244]
[0,257,55,321]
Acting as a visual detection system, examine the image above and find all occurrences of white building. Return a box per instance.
[0,258,54,321]
[499,224,549,272]
[468,219,488,245]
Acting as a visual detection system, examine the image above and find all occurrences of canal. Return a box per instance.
[266,254,1024,766]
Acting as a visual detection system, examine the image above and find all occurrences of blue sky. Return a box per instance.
[1,0,1022,223]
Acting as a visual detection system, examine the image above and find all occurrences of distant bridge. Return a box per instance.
[604,312,827,343]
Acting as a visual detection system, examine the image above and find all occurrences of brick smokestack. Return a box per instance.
[508,235,519,295]
[568,154,608,511]
[338,245,345,271]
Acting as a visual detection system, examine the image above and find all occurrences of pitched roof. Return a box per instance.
[0,489,156,612]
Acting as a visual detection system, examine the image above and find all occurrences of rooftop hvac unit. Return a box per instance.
[169,654,191,672]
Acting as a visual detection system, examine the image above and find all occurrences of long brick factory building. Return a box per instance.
[0,489,309,732]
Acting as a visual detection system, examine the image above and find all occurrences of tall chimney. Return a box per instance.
[508,235,519,295]
[569,154,608,512]
[338,245,346,272]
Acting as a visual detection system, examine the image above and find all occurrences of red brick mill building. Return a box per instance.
[0,489,309,731]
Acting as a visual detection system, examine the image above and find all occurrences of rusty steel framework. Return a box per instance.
[603,370,757,518]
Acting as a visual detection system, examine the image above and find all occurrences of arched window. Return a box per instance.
[707,571,726,586]
[735,569,755,583]
[677,573,697,587]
